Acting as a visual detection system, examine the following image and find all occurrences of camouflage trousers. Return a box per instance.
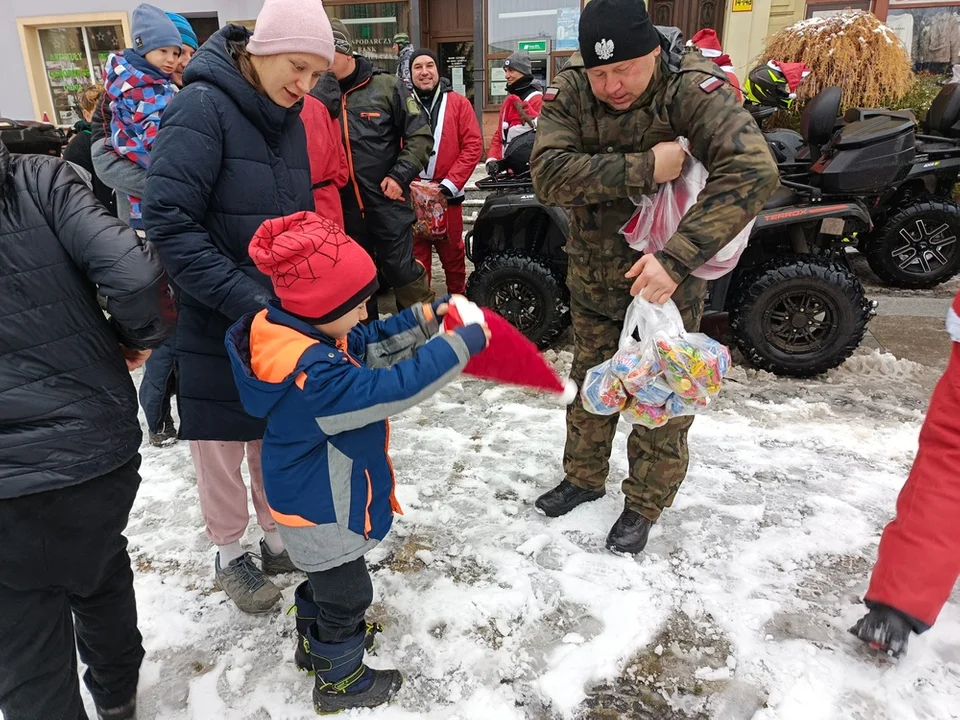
[564,280,705,522]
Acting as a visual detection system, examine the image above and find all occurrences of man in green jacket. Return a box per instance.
[530,0,779,553]
[329,18,435,314]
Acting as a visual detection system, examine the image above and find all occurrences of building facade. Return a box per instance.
[9,0,942,136]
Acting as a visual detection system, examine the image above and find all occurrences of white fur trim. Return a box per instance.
[422,93,449,181]
[560,379,578,405]
[947,307,960,343]
[451,296,485,326]
[440,177,461,197]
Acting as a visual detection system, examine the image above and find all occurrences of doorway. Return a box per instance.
[421,0,475,102]
[182,13,220,47]
[647,0,726,44]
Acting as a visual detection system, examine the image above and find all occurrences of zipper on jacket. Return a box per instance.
[363,470,373,539]
[385,420,403,516]
[341,77,372,219]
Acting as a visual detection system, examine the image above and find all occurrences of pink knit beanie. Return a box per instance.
[246,0,335,65]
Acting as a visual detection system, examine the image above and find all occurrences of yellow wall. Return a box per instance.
[720,0,804,76]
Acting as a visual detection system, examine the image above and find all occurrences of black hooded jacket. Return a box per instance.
[0,140,173,498]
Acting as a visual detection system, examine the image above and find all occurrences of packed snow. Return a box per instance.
[62,348,960,719]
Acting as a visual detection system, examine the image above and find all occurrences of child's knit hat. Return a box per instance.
[246,0,335,65]
[249,212,378,323]
[131,4,182,57]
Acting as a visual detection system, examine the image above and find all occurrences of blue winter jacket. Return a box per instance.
[225,302,484,572]
[143,25,313,441]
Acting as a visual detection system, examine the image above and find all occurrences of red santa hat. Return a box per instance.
[770,60,812,95]
[689,29,723,58]
[442,296,577,403]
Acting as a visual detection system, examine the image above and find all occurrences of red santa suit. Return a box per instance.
[411,78,484,294]
[688,29,743,103]
[486,79,543,164]
[864,291,960,631]
[301,93,349,228]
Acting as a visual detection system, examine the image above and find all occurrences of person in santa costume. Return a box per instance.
[408,49,484,294]
[302,72,350,228]
[850,291,960,658]
[485,51,543,176]
[687,29,742,102]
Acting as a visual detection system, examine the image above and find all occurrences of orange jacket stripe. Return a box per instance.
[249,310,320,384]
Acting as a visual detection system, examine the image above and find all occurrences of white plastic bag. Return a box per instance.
[620,137,754,280]
[580,297,732,428]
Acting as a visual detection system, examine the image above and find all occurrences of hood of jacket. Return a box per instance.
[225,304,336,420]
[105,50,169,91]
[310,71,342,118]
[182,24,304,147]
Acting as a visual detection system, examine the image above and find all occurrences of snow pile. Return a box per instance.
[53,353,960,719]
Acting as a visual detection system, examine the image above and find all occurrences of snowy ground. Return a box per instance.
[70,348,959,720]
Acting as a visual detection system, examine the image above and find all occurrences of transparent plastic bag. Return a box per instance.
[582,297,732,428]
[410,180,448,239]
[619,137,754,280]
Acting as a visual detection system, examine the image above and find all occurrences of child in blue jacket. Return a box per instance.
[225,211,487,713]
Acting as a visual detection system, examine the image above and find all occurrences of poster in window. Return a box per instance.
[556,8,580,51]
[888,7,960,73]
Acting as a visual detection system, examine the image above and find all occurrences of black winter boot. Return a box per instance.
[535,480,605,517]
[605,507,654,554]
[850,605,914,658]
[96,698,136,720]
[292,581,381,673]
[308,626,402,713]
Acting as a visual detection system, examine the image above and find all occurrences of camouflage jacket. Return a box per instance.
[530,48,779,292]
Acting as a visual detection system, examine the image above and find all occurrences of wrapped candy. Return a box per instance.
[621,399,670,429]
[582,296,732,427]
[580,363,629,415]
[410,180,448,239]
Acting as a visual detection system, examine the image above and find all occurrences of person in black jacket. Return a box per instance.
[329,19,435,317]
[61,83,117,215]
[143,1,334,614]
[0,139,174,720]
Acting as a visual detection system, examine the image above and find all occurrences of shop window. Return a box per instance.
[38,24,123,125]
[887,3,960,73]
[326,1,411,78]
[485,0,579,107]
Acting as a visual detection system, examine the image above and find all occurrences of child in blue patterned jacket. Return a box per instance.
[225,211,488,713]
[103,3,181,229]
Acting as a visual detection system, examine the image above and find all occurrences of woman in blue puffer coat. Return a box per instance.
[142,0,334,614]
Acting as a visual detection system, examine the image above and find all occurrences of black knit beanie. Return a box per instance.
[409,48,439,77]
[579,0,661,69]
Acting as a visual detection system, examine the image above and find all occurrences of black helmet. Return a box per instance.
[744,62,795,110]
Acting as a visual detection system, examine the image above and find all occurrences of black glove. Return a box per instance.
[438,182,454,198]
[485,160,500,177]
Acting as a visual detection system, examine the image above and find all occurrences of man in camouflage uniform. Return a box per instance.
[530,0,778,553]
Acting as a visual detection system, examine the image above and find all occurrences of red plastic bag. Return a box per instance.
[620,138,754,280]
[410,180,448,240]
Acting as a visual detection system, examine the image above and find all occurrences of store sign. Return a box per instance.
[518,39,548,53]
[732,0,753,12]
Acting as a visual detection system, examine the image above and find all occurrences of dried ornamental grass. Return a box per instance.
[760,10,913,110]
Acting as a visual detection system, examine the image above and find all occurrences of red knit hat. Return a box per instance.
[249,211,378,323]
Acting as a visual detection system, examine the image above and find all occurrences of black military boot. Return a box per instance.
[849,605,914,658]
[308,626,402,713]
[292,581,381,673]
[605,506,654,554]
[96,698,136,720]
[535,479,605,517]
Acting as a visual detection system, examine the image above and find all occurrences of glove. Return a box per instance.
[453,324,488,357]
[485,159,500,177]
[431,294,452,316]
[438,182,454,198]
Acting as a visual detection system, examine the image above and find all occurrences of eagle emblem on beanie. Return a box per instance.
[595,38,615,61]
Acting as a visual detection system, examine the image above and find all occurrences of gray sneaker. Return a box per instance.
[214,552,281,614]
[259,538,299,575]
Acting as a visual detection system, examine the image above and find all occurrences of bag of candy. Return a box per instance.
[619,137,753,280]
[580,363,629,415]
[410,180,448,239]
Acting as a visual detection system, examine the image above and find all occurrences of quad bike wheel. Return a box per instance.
[466,250,569,348]
[730,256,872,377]
[863,200,960,289]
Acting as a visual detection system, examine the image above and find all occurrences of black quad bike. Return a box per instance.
[747,83,960,289]
[0,118,64,157]
[466,167,879,377]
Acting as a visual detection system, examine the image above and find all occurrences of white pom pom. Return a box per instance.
[450,295,485,326]
[560,379,578,405]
